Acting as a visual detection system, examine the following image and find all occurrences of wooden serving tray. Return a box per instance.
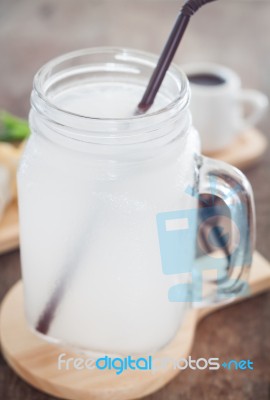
[0,251,270,400]
[0,200,19,254]
[203,129,268,169]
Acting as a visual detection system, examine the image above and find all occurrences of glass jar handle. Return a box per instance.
[193,155,256,305]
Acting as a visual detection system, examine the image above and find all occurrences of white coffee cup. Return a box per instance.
[182,62,268,153]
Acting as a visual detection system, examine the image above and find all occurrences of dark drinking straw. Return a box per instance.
[136,0,217,115]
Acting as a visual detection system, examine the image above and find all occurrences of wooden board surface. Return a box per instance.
[0,251,270,400]
[204,129,268,169]
[0,200,19,254]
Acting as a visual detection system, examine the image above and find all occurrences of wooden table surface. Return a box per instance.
[0,1,270,399]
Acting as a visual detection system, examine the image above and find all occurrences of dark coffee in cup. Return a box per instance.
[187,73,226,86]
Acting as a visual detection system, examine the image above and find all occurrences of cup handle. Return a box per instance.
[193,155,256,306]
[237,89,268,128]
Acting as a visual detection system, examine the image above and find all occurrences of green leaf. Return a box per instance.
[0,111,30,142]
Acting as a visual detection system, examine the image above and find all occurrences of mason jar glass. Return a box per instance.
[17,48,255,356]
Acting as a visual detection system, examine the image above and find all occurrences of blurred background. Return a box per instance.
[0,1,270,399]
